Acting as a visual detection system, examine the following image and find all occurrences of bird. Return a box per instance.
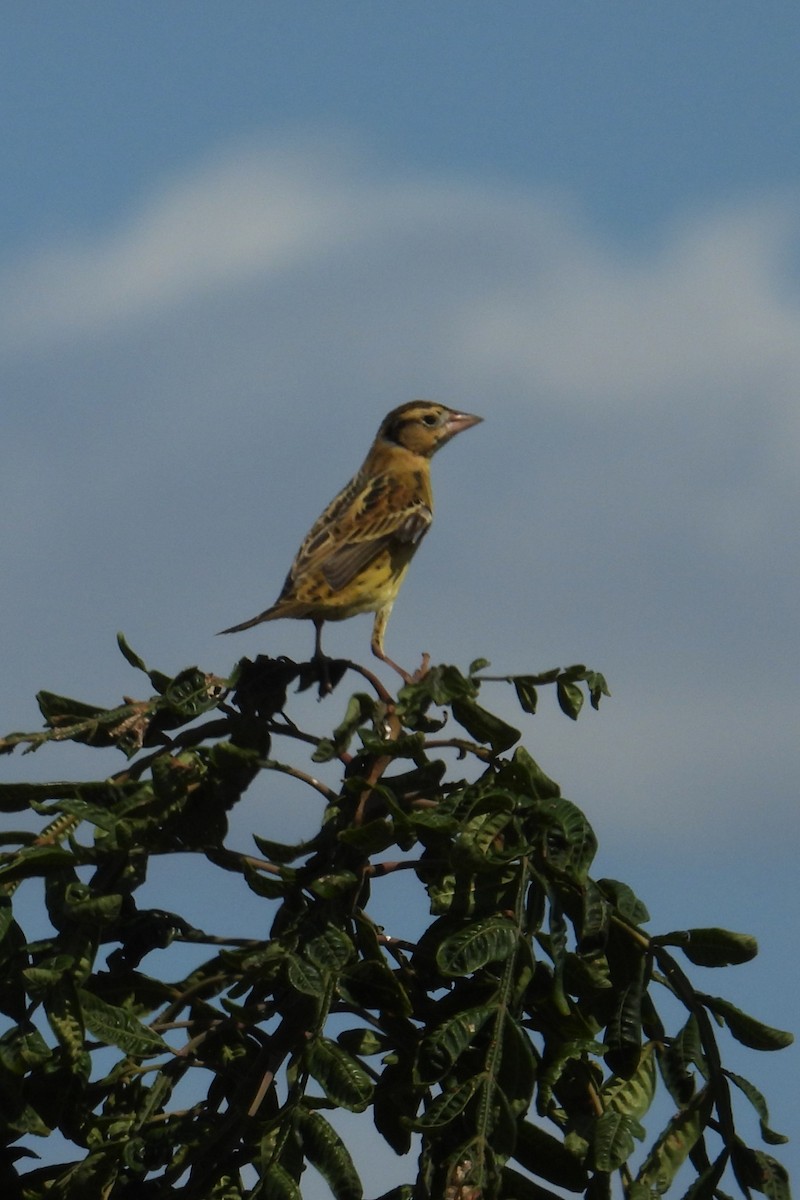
[219,400,482,680]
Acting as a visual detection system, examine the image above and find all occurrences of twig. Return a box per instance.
[343,659,395,705]
[259,757,338,801]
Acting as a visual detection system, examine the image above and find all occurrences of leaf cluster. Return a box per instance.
[0,641,792,1200]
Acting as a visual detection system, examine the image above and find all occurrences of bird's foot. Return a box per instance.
[316,655,333,698]
[411,652,431,683]
[298,653,347,699]
[371,648,413,686]
[370,649,430,688]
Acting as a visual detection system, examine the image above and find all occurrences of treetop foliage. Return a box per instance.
[0,636,792,1200]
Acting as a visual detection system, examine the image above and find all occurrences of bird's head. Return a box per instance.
[378,401,483,458]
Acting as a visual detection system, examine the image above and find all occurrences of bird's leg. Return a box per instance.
[313,618,325,660]
[371,609,431,686]
[312,618,332,696]
[370,606,407,680]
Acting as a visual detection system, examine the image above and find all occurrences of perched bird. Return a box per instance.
[219,400,482,678]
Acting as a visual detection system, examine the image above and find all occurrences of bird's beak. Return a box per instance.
[445,410,483,437]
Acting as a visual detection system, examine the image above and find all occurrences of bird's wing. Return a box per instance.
[321,504,432,591]
[289,471,433,593]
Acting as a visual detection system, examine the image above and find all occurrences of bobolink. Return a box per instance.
[219,400,482,678]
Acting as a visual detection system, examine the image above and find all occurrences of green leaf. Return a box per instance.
[258,1164,302,1200]
[485,1082,519,1158]
[418,1004,495,1083]
[513,677,539,715]
[164,667,220,718]
[295,1108,363,1200]
[731,1142,791,1200]
[455,805,515,867]
[501,745,561,800]
[309,871,359,900]
[44,977,85,1066]
[538,797,597,882]
[252,832,319,864]
[286,953,325,998]
[469,657,491,675]
[61,882,123,926]
[373,1060,419,1154]
[5,1100,52,1137]
[556,680,584,720]
[597,878,650,924]
[359,728,423,764]
[337,1028,389,1057]
[536,1036,605,1115]
[411,1074,483,1129]
[312,738,339,764]
[0,1025,51,1074]
[585,670,611,709]
[0,782,82,813]
[116,633,171,691]
[37,690,109,726]
[602,1042,657,1122]
[78,988,168,1057]
[0,846,76,884]
[656,927,758,967]
[337,959,413,1017]
[603,972,644,1079]
[634,1089,710,1195]
[337,817,397,855]
[116,631,149,673]
[657,1015,705,1106]
[329,693,376,755]
[435,916,517,976]
[593,1109,644,1171]
[725,1071,789,1145]
[403,663,477,709]
[306,1038,374,1112]
[546,895,569,1014]
[305,926,354,974]
[557,665,610,711]
[498,1015,538,1115]
[0,918,28,1020]
[23,965,68,991]
[517,668,562,685]
[578,880,610,954]
[208,1173,246,1200]
[451,698,520,752]
[703,996,793,1051]
[678,1150,729,1200]
[243,861,287,899]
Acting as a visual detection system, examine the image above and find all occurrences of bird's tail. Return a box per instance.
[217,607,279,635]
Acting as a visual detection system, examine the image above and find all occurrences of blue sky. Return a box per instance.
[2,3,798,1193]
[4,4,800,254]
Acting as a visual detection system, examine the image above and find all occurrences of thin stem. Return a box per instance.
[353,708,403,826]
[423,737,495,761]
[343,659,395,705]
[260,756,338,801]
[367,859,419,877]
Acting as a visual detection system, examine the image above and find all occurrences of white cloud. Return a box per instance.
[3,139,799,457]
[1,140,351,347]
[456,199,800,408]
[0,133,524,351]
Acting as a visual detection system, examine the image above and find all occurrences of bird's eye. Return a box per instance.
[421,413,439,427]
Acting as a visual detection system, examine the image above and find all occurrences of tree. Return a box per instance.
[0,637,792,1200]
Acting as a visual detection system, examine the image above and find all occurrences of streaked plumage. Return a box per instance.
[219,400,482,677]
